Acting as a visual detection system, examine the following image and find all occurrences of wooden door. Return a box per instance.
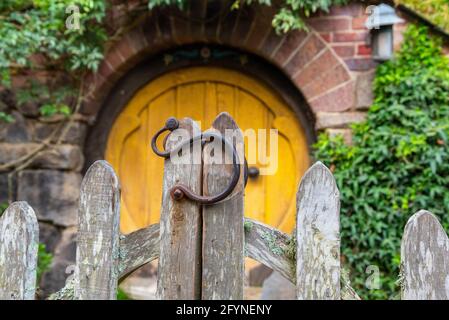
[106,67,310,234]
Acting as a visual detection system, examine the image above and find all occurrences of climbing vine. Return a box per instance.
[314,25,449,299]
[149,0,348,33]
[0,0,106,84]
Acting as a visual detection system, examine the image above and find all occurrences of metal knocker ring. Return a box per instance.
[151,118,244,205]
[150,117,180,158]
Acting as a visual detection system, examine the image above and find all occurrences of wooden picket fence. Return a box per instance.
[0,113,448,300]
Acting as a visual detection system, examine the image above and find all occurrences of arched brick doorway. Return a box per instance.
[86,44,313,234]
[81,2,355,118]
[84,1,355,236]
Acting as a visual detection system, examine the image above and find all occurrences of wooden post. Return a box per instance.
[296,161,341,300]
[401,210,449,300]
[74,160,121,300]
[0,202,39,300]
[202,112,245,300]
[157,118,203,300]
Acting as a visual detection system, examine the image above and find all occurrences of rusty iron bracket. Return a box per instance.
[151,117,248,205]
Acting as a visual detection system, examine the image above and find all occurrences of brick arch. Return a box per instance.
[82,4,355,118]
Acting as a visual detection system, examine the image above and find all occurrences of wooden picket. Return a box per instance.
[296,162,341,300]
[157,118,202,300]
[74,160,121,300]
[401,210,449,300]
[202,113,245,300]
[0,202,39,300]
[0,113,448,301]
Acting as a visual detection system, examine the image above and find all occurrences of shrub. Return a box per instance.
[314,25,449,299]
[37,244,53,283]
[397,0,449,34]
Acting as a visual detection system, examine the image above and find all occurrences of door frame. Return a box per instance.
[84,44,316,172]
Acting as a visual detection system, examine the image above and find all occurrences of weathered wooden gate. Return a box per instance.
[0,113,448,300]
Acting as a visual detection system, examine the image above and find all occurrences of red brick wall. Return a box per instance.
[311,4,377,72]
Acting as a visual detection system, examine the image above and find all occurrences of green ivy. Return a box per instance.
[314,25,449,299]
[37,243,53,283]
[0,111,14,123]
[0,1,106,121]
[16,80,75,117]
[148,0,348,33]
[0,0,106,86]
[270,0,348,33]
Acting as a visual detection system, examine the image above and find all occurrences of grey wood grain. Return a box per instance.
[118,223,160,280]
[244,218,295,282]
[52,218,361,300]
[47,278,75,300]
[117,219,293,282]
[401,210,449,300]
[341,280,362,300]
[296,161,341,300]
[201,112,245,300]
[156,118,202,300]
[74,160,121,300]
[0,202,39,300]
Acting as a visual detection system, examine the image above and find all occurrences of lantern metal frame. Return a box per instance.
[365,4,404,61]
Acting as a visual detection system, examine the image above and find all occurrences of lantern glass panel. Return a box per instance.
[372,25,393,61]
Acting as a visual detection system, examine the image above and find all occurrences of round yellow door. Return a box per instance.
[106,67,310,234]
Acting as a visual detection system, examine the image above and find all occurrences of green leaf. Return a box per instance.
[37,243,53,283]
[0,111,14,123]
[39,104,59,117]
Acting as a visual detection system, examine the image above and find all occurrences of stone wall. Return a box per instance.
[1,1,447,297]
[0,99,87,296]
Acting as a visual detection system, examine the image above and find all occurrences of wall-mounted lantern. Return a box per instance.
[365,4,404,61]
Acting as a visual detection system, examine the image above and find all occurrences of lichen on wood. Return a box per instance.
[47,279,75,300]
[74,160,121,300]
[0,201,39,300]
[244,220,254,233]
[296,162,341,300]
[401,210,449,300]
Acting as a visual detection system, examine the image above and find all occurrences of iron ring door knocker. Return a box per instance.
[151,117,248,205]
